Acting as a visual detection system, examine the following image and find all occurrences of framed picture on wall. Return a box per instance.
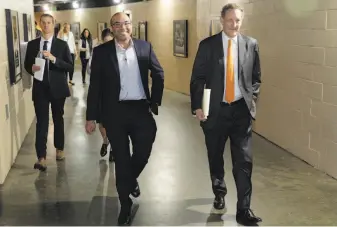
[5,9,22,85]
[23,13,33,42]
[132,25,138,38]
[173,20,188,58]
[138,21,147,41]
[209,17,222,36]
[70,22,80,44]
[97,22,107,41]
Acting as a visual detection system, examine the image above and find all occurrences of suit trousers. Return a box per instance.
[105,100,157,204]
[33,84,66,159]
[202,98,253,211]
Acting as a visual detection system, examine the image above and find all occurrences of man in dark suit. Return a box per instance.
[190,3,262,226]
[85,12,164,225]
[24,14,73,171]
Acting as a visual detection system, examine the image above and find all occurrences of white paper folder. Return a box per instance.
[34,57,46,81]
[202,89,211,119]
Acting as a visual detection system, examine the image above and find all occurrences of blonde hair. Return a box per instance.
[57,22,70,38]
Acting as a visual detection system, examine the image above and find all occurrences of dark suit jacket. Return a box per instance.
[86,38,164,125]
[24,37,73,101]
[190,32,261,128]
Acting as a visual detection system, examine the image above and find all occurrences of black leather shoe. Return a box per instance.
[109,152,114,162]
[118,199,132,226]
[236,209,262,226]
[213,195,225,210]
[100,143,108,157]
[131,182,140,198]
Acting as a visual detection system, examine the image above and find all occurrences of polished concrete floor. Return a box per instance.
[1,73,337,226]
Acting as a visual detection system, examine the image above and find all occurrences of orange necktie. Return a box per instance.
[225,39,234,103]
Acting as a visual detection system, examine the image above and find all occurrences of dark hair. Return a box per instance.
[101,28,112,41]
[40,14,55,23]
[80,28,92,40]
[221,3,244,17]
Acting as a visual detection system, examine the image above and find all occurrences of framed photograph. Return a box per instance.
[173,20,188,58]
[210,18,223,36]
[132,25,138,38]
[70,22,80,44]
[138,21,147,41]
[97,22,107,41]
[22,13,33,42]
[5,9,22,85]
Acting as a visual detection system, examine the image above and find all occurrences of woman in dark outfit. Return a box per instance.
[78,28,92,84]
[87,28,115,162]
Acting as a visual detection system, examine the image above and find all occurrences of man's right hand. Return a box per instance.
[85,121,96,134]
[32,64,41,72]
[195,109,206,122]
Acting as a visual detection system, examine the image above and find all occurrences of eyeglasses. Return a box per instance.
[112,21,131,27]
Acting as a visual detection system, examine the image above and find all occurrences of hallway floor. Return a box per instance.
[1,74,337,226]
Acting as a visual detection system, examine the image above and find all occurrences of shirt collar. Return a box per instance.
[41,35,53,43]
[115,38,134,52]
[222,31,237,44]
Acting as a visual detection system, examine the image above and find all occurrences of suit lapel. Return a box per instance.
[110,39,121,80]
[132,39,146,84]
[215,33,225,87]
[238,34,247,78]
[33,37,41,58]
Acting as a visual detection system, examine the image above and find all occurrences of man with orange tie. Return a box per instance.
[190,3,262,226]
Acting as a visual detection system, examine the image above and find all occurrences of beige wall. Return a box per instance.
[196,0,337,179]
[35,7,111,40]
[35,0,197,94]
[0,0,35,183]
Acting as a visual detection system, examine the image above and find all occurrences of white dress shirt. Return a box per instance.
[222,32,242,102]
[115,40,146,101]
[40,35,56,64]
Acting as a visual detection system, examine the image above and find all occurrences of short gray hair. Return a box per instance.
[221,3,244,17]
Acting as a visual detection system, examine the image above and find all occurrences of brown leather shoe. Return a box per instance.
[56,150,65,161]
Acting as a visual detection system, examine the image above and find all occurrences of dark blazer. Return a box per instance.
[24,37,73,101]
[190,32,261,128]
[86,38,164,124]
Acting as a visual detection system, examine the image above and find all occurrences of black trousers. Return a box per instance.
[68,54,75,81]
[202,98,253,211]
[33,85,66,159]
[80,57,89,83]
[105,100,157,204]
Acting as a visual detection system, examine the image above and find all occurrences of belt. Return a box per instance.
[118,99,148,104]
[221,98,244,106]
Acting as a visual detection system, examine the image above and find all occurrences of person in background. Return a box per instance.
[78,28,92,84]
[87,28,115,162]
[58,23,77,85]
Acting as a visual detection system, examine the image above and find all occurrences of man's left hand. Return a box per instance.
[150,103,158,115]
[42,51,56,62]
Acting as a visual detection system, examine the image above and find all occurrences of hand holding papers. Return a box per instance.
[33,57,46,81]
[202,88,211,119]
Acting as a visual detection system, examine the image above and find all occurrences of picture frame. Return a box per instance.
[22,13,33,42]
[209,17,223,36]
[70,22,80,44]
[132,25,138,38]
[5,9,22,85]
[97,22,107,41]
[138,21,147,41]
[173,20,188,58]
